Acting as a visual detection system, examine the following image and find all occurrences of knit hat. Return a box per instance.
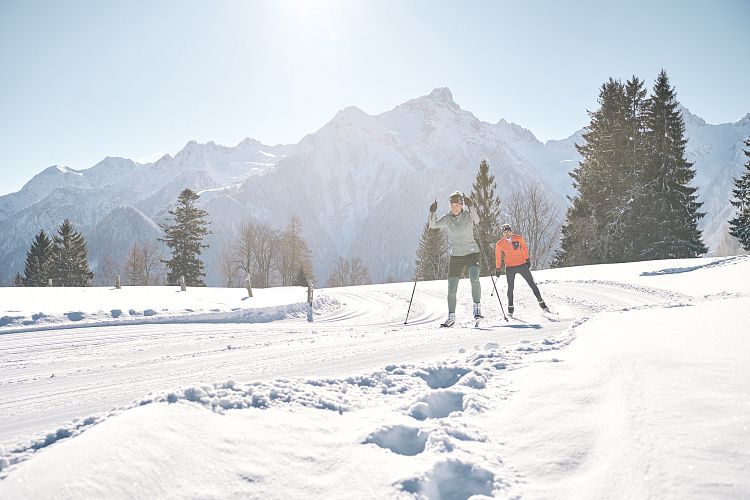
[449,191,463,204]
[501,223,511,232]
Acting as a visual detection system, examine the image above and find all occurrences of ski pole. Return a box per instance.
[405,206,434,324]
[404,274,418,324]
[479,244,508,322]
[489,273,508,322]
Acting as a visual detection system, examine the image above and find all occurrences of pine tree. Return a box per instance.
[15,273,24,286]
[554,79,633,266]
[470,159,502,274]
[160,188,211,286]
[640,70,706,259]
[620,76,650,260]
[414,221,450,281]
[23,229,53,286]
[729,138,750,251]
[51,219,94,286]
[294,268,309,287]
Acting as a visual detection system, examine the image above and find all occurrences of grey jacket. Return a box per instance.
[429,207,480,256]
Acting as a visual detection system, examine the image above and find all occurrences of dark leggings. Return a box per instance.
[506,263,542,306]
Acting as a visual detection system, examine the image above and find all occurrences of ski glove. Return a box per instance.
[429,200,438,213]
[495,269,501,277]
[525,259,530,267]
[463,196,472,208]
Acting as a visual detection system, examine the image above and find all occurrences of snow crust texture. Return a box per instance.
[0,256,748,498]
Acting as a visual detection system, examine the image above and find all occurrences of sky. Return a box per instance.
[0,0,748,196]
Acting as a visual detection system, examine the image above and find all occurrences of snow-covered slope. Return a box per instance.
[0,89,747,286]
[0,256,748,498]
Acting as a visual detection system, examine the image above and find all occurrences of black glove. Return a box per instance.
[429,200,438,213]
[463,196,472,208]
[495,269,501,277]
[525,259,530,267]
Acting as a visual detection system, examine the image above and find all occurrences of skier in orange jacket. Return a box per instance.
[495,223,548,315]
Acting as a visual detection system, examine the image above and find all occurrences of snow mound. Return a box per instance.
[0,286,340,333]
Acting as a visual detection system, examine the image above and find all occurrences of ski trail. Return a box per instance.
[0,276,669,451]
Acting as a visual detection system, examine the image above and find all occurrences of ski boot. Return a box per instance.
[440,313,456,328]
[473,303,483,320]
[538,300,549,312]
[508,305,514,316]
[473,303,483,327]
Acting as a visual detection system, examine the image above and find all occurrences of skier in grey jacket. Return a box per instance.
[429,191,482,327]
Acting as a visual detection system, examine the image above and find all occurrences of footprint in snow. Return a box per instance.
[415,366,470,389]
[407,390,471,421]
[363,425,429,456]
[400,459,495,499]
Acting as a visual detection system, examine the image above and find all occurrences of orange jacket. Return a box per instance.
[495,234,529,268]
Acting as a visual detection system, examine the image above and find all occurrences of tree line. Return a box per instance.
[415,70,750,277]
[15,187,374,289]
[12,71,750,287]
[555,70,707,266]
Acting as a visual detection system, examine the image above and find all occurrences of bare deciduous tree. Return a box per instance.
[235,222,280,288]
[277,216,314,286]
[124,241,164,285]
[218,241,241,287]
[502,181,563,269]
[327,257,371,287]
[94,253,121,286]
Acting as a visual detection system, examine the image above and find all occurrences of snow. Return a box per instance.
[0,256,749,498]
[0,286,337,332]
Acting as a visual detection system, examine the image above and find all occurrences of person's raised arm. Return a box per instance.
[463,196,479,224]
[428,199,444,229]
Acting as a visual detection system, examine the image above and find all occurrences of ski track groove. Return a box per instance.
[0,277,688,452]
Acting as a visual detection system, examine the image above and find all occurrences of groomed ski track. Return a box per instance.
[0,275,687,449]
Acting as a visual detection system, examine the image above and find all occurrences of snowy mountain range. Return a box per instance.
[1,88,748,285]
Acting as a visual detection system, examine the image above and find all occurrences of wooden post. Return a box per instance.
[180,275,186,292]
[306,281,314,322]
[245,274,253,298]
[115,275,121,289]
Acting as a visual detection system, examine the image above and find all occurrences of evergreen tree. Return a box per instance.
[23,229,53,286]
[469,159,503,274]
[640,70,706,259]
[554,79,633,266]
[294,268,309,287]
[414,221,450,280]
[620,76,650,260]
[729,139,750,251]
[160,188,211,286]
[15,272,24,287]
[51,219,94,286]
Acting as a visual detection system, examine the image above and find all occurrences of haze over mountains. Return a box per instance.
[1,88,748,286]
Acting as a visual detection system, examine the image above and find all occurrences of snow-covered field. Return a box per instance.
[1,256,748,499]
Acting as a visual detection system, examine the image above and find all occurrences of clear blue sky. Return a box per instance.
[1,0,748,196]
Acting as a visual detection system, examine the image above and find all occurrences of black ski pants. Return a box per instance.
[506,262,542,306]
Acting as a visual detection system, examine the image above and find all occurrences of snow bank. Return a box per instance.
[0,285,340,332]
